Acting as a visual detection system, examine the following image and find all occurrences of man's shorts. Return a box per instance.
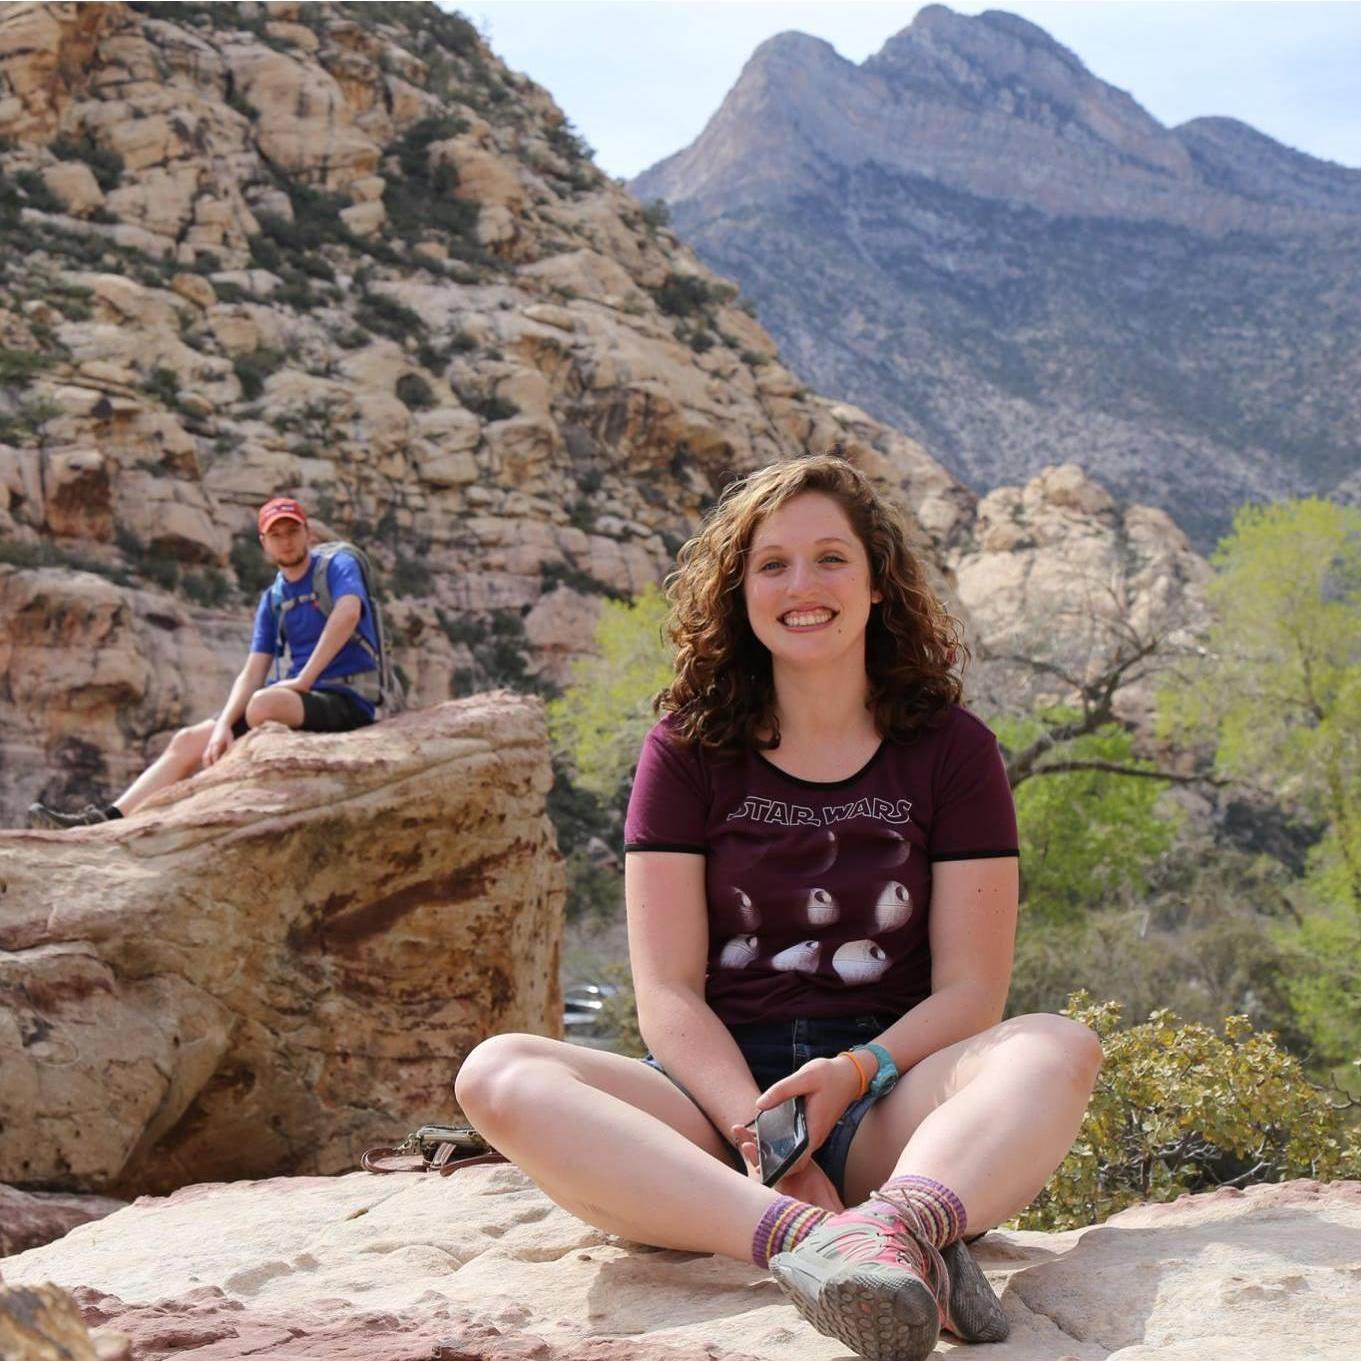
[230,687,374,739]
[642,1012,895,1202]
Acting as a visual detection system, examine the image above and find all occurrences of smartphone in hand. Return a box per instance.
[754,1094,809,1187]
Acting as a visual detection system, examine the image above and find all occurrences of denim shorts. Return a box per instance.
[642,1013,894,1201]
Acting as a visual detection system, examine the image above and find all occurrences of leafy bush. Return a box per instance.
[144,366,181,407]
[545,119,593,164]
[232,347,285,400]
[0,346,53,385]
[462,392,518,422]
[14,168,63,214]
[355,291,425,342]
[0,537,128,583]
[335,325,370,350]
[652,273,715,318]
[0,395,59,443]
[231,531,276,599]
[1018,993,1361,1231]
[384,114,480,246]
[390,553,434,597]
[50,132,124,191]
[641,198,670,229]
[181,566,231,608]
[395,372,436,409]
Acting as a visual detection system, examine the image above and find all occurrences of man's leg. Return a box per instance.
[243,686,306,729]
[254,687,372,734]
[115,718,219,816]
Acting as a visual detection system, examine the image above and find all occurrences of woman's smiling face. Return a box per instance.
[742,492,881,670]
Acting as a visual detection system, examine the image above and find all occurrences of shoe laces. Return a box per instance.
[866,1186,951,1323]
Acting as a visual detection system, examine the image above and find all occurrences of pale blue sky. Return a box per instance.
[448,1,1361,178]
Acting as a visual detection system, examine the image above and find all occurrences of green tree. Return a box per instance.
[994,712,1180,925]
[547,584,673,799]
[1160,499,1361,1073]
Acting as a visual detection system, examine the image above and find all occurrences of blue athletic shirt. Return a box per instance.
[250,549,379,719]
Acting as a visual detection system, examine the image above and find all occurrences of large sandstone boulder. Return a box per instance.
[949,464,1211,726]
[0,694,565,1197]
[3,1171,1356,1359]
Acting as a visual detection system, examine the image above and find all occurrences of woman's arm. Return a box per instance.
[625,851,765,1143]
[873,856,1020,1070]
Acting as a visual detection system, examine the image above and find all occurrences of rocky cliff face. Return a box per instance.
[632,4,1361,549]
[0,0,974,825]
[0,3,1210,831]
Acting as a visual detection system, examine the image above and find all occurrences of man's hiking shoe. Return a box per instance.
[942,1237,1009,1342]
[769,1193,947,1361]
[27,801,111,830]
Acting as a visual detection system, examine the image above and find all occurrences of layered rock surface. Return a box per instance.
[632,5,1361,547]
[0,693,564,1197]
[0,0,968,826]
[954,463,1210,729]
[4,1170,1358,1359]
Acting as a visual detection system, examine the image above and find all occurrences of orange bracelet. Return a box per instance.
[837,1049,873,1099]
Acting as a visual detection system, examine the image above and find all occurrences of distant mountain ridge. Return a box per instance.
[632,4,1361,546]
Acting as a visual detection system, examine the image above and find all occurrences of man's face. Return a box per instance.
[260,517,309,568]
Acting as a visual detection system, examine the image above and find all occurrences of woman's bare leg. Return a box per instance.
[842,1013,1102,1226]
[456,1033,783,1260]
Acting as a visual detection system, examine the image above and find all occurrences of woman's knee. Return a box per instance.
[454,1033,562,1124]
[1001,1013,1103,1089]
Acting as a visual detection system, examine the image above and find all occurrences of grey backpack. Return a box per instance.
[269,540,407,717]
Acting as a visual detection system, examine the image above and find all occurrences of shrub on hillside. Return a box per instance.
[395,372,436,409]
[232,347,285,401]
[652,273,715,318]
[50,132,124,191]
[1018,993,1361,1231]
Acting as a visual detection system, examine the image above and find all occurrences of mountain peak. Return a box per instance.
[748,29,844,66]
[873,4,1088,81]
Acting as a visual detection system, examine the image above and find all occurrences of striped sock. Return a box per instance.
[877,1174,968,1248]
[751,1195,830,1269]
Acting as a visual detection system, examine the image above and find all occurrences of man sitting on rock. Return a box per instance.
[28,496,381,830]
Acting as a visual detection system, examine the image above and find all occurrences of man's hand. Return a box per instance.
[202,721,234,768]
[273,676,312,694]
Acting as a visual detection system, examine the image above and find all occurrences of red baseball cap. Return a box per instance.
[258,496,307,533]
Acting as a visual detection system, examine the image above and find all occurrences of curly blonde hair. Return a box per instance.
[658,452,966,752]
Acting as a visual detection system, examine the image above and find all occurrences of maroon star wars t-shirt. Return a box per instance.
[624,706,1018,1026]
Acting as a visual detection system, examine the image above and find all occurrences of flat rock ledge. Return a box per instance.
[3,1170,1358,1360]
[0,694,565,1197]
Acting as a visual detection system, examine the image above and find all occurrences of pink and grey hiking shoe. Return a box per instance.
[769,1193,947,1361]
[769,1191,1008,1359]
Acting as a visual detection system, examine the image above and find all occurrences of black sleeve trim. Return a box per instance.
[624,841,708,856]
[929,848,1020,863]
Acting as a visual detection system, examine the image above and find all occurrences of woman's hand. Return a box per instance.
[734,1116,838,1214]
[729,1118,844,1213]
[776,1157,843,1213]
[756,1054,862,1171]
